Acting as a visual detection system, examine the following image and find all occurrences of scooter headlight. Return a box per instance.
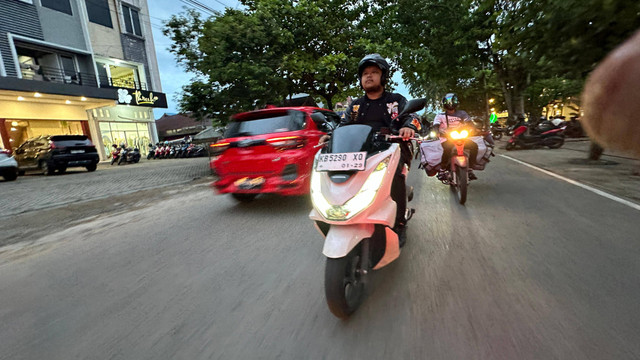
[450,130,469,140]
[311,156,390,221]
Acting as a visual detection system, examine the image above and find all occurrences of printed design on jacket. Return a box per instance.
[387,101,399,120]
[411,118,422,131]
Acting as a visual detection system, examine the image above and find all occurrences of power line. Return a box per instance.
[179,0,216,15]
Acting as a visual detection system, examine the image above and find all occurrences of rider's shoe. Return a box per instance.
[395,224,407,248]
[436,170,448,181]
[468,170,478,181]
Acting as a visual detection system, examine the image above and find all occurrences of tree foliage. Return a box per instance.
[165,0,640,123]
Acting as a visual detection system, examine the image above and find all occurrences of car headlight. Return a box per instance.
[311,156,390,221]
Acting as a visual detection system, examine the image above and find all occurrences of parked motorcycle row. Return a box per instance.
[110,144,140,165]
[146,141,207,160]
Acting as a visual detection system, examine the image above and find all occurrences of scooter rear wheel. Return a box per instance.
[325,244,367,319]
[505,142,516,151]
[547,137,565,149]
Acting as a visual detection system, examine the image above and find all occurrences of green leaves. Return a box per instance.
[165,0,640,123]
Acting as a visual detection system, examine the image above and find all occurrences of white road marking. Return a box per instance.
[500,154,640,212]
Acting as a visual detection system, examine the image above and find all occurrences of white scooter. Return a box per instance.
[309,99,426,318]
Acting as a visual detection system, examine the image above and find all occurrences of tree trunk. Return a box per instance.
[588,142,604,161]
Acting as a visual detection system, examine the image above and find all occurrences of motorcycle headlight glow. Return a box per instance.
[311,156,390,221]
[450,130,469,140]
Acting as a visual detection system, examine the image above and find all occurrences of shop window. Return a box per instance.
[86,0,113,28]
[109,65,140,89]
[122,4,142,36]
[41,0,72,15]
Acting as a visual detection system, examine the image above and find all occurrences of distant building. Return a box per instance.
[155,113,211,141]
[0,0,167,160]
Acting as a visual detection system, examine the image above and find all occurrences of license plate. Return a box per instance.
[315,152,366,171]
[234,177,265,190]
[70,149,85,154]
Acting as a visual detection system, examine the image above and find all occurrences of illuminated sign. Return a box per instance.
[116,88,167,108]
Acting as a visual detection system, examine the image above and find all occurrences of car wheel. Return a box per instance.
[231,193,258,202]
[40,161,54,176]
[3,170,18,181]
[86,164,97,172]
[18,169,25,176]
[57,166,67,174]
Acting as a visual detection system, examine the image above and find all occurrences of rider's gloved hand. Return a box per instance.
[433,124,441,138]
[399,127,415,140]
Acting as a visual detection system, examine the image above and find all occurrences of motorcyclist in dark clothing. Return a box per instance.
[322,54,421,243]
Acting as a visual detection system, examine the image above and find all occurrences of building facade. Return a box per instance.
[0,0,166,160]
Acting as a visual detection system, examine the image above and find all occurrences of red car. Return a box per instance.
[209,106,339,201]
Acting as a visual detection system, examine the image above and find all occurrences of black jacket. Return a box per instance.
[342,92,420,131]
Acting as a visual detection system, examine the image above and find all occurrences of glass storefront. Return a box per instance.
[99,121,150,155]
[4,119,84,148]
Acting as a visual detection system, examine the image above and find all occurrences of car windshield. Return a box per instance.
[225,110,306,138]
[50,136,93,147]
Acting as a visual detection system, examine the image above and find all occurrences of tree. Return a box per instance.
[164,0,382,123]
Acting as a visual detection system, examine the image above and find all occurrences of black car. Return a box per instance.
[14,135,100,175]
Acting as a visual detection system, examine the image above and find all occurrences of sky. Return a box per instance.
[148,0,412,120]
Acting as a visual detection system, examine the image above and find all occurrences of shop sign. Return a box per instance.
[116,88,168,108]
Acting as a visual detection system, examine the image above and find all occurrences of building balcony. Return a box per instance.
[18,64,148,91]
[97,76,148,91]
[20,64,99,87]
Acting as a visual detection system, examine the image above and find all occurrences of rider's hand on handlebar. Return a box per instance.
[319,134,330,144]
[399,127,415,140]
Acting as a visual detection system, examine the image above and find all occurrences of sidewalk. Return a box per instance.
[496,138,640,204]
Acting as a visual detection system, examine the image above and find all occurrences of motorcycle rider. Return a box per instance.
[433,93,479,180]
[321,53,421,242]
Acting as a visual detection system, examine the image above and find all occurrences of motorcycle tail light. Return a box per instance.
[267,136,305,150]
[210,142,230,155]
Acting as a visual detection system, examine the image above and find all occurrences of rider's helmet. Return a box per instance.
[112,144,117,148]
[164,141,169,145]
[442,93,459,111]
[358,54,390,86]
[119,142,125,148]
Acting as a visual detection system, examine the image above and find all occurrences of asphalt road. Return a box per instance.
[1,156,639,359]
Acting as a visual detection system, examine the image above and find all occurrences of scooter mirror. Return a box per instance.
[399,98,427,118]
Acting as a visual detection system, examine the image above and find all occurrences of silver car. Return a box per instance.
[0,148,19,181]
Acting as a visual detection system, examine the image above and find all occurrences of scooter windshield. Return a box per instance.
[327,124,388,154]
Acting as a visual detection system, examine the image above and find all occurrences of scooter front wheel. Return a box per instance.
[325,244,367,319]
[455,166,467,205]
[493,132,503,140]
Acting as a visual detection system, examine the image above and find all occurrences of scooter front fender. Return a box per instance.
[322,223,375,259]
[453,155,468,168]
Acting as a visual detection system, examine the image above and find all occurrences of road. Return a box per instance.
[1,155,639,359]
